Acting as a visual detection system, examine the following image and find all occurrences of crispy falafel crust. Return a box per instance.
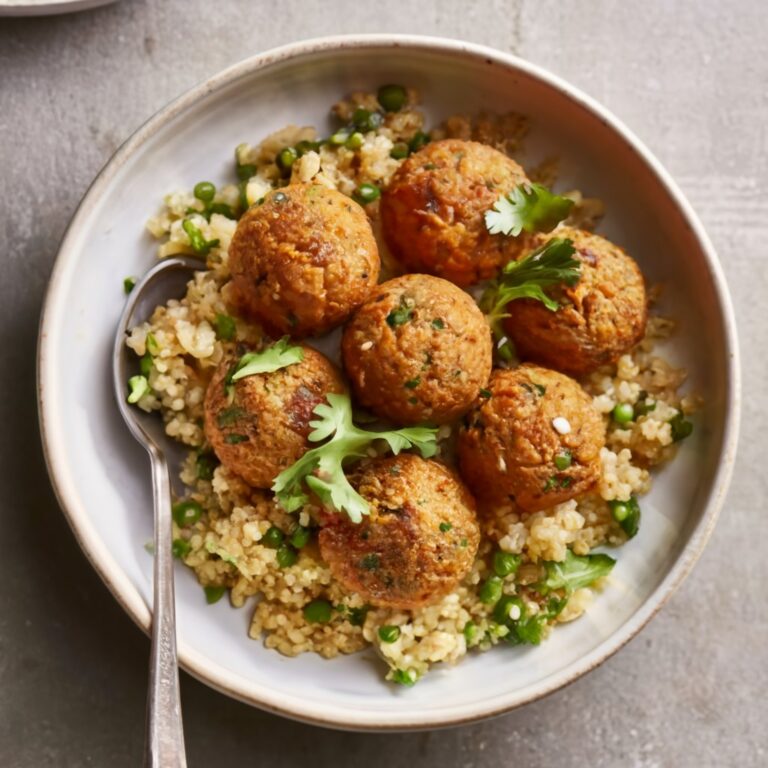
[318,455,481,610]
[342,274,492,425]
[505,227,647,375]
[229,184,380,337]
[204,346,345,488]
[457,365,605,512]
[380,139,531,286]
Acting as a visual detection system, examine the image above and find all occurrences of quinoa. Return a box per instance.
[129,89,697,685]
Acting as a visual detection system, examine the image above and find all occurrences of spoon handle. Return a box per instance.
[145,451,187,768]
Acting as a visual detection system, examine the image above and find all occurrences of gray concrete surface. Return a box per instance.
[1,1,766,766]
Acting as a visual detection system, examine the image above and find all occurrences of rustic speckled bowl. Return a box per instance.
[37,35,740,730]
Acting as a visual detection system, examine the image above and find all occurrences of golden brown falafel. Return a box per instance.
[457,365,605,512]
[229,184,380,337]
[318,455,480,610]
[504,228,647,375]
[380,139,530,286]
[342,274,492,425]
[204,346,345,488]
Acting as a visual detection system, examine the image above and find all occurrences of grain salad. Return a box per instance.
[124,86,697,685]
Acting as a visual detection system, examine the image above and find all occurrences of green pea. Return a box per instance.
[377,84,408,112]
[479,575,503,605]
[193,181,216,203]
[554,450,572,471]
[493,595,524,625]
[409,131,430,152]
[172,538,191,559]
[669,412,694,442]
[391,669,417,687]
[493,551,521,578]
[610,496,641,539]
[352,108,383,133]
[172,500,203,527]
[353,183,381,205]
[390,141,410,160]
[303,599,333,623]
[236,163,256,181]
[378,625,401,643]
[328,129,351,146]
[612,402,634,425]
[196,453,217,481]
[277,146,299,171]
[610,501,630,522]
[145,333,159,356]
[262,526,284,549]
[139,353,153,377]
[214,313,236,341]
[295,140,321,156]
[463,621,479,645]
[276,545,298,568]
[345,131,364,150]
[290,526,311,549]
[204,585,226,604]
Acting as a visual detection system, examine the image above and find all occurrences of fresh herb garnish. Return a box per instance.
[485,183,574,237]
[439,522,453,533]
[669,412,694,442]
[386,297,414,327]
[479,388,492,399]
[127,375,150,404]
[182,218,220,256]
[609,496,641,539]
[481,238,581,358]
[361,553,381,570]
[123,276,136,294]
[204,585,227,604]
[230,337,303,382]
[536,550,616,595]
[172,538,191,559]
[214,313,237,341]
[272,393,438,522]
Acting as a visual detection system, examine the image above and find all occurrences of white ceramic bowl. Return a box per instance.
[37,35,740,730]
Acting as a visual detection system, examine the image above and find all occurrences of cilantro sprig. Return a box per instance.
[480,238,581,358]
[485,183,574,237]
[272,393,438,523]
[536,550,616,595]
[230,337,304,382]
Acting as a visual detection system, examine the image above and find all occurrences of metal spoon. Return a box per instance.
[113,256,200,768]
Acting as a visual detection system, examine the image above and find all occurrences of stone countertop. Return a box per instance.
[1,2,765,766]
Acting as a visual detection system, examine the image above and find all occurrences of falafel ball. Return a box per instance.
[457,365,605,512]
[318,455,480,610]
[342,274,492,425]
[228,184,380,337]
[380,139,530,286]
[204,345,345,488]
[504,227,647,375]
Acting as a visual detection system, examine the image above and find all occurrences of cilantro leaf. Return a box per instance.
[231,337,304,381]
[536,550,616,595]
[480,238,581,356]
[272,393,438,523]
[485,183,574,237]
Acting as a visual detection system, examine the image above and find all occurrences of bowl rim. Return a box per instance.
[36,33,741,731]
